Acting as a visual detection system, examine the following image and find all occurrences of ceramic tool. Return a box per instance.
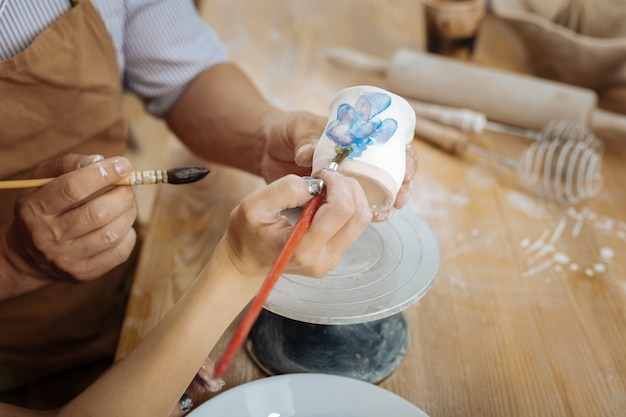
[0,166,211,189]
[408,99,603,149]
[210,148,352,388]
[326,48,626,139]
[414,116,603,204]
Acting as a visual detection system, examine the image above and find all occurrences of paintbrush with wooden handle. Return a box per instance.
[207,148,352,390]
[0,166,210,190]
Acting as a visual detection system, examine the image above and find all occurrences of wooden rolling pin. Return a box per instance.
[327,48,626,139]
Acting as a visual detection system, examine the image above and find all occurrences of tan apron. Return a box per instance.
[0,0,134,401]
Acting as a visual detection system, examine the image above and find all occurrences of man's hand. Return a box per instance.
[1,154,138,297]
[164,62,418,224]
[258,110,326,183]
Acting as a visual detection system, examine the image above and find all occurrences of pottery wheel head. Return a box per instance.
[265,208,439,325]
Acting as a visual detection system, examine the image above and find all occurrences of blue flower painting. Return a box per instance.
[325,92,398,158]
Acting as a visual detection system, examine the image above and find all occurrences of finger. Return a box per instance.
[223,174,313,274]
[67,228,137,281]
[390,144,417,212]
[189,376,207,394]
[30,156,132,215]
[188,357,215,393]
[319,172,371,255]
[373,207,397,223]
[59,205,138,260]
[239,174,315,225]
[293,171,370,276]
[392,179,413,210]
[265,158,311,182]
[53,185,137,241]
[294,143,316,168]
[404,144,418,183]
[30,154,104,178]
[291,111,326,167]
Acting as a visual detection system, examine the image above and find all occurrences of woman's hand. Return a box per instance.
[1,154,137,297]
[221,169,372,281]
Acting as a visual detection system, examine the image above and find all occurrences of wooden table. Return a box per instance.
[117,2,626,416]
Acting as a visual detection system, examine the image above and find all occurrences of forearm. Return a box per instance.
[165,62,278,177]
[57,241,261,417]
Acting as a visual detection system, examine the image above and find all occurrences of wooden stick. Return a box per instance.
[0,166,210,190]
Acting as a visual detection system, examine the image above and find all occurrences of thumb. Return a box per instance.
[288,111,326,168]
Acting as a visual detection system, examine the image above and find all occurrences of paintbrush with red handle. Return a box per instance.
[208,148,351,390]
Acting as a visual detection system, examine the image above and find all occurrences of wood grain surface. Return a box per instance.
[117,2,626,416]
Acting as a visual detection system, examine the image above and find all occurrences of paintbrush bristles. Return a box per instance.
[166,165,211,184]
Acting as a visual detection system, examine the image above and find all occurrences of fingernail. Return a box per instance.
[77,154,104,168]
[295,143,315,167]
[206,377,225,392]
[112,158,131,176]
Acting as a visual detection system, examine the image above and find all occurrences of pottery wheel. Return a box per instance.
[264,208,439,325]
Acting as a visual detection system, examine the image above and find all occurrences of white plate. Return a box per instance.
[266,208,439,325]
[188,373,429,417]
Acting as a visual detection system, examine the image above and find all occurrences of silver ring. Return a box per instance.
[179,393,193,412]
[303,176,323,195]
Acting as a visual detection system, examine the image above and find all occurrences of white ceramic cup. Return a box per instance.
[312,85,416,212]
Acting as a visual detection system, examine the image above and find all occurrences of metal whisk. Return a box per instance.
[411,108,604,204]
[467,137,603,204]
[476,121,604,203]
[409,99,604,150]
[487,120,603,151]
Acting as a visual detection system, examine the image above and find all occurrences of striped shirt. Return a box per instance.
[0,0,229,116]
